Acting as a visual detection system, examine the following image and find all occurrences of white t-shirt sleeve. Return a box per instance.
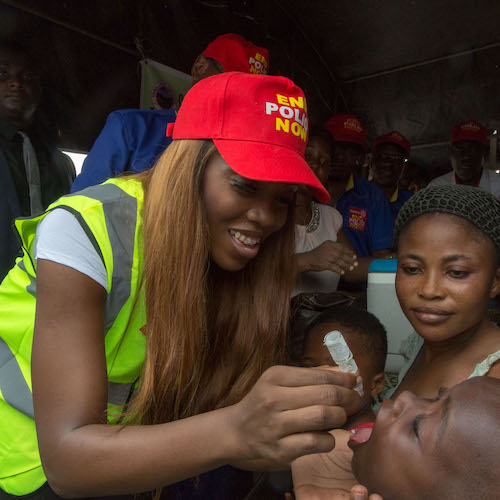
[318,204,343,236]
[35,208,108,292]
[330,206,343,234]
[428,172,453,186]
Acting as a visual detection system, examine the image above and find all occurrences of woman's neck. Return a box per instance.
[294,191,313,226]
[422,317,491,362]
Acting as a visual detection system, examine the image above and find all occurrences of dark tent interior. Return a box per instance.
[1,0,499,174]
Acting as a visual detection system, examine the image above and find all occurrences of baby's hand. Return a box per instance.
[291,429,357,496]
[349,485,384,500]
[286,484,383,499]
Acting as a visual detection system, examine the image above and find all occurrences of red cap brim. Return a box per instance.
[213,139,331,204]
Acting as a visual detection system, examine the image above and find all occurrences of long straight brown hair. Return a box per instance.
[129,139,297,425]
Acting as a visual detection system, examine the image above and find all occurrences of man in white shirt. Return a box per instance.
[429,120,500,197]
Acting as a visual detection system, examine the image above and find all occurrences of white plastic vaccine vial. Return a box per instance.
[323,330,364,396]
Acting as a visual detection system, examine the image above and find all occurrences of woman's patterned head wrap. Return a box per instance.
[394,185,500,250]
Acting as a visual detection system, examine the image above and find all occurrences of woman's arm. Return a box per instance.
[33,260,358,498]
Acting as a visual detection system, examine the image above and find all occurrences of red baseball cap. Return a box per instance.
[166,72,329,203]
[202,33,269,75]
[451,120,488,145]
[372,130,411,156]
[324,114,366,147]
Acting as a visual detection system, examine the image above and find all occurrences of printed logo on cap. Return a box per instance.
[265,93,309,143]
[460,121,481,133]
[390,131,404,142]
[344,117,363,134]
[249,52,268,74]
[348,207,367,231]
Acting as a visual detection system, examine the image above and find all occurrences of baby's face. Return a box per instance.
[350,378,490,499]
[302,323,377,416]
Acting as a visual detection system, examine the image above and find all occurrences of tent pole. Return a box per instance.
[342,41,500,84]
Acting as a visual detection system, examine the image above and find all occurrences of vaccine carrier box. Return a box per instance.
[367,259,414,374]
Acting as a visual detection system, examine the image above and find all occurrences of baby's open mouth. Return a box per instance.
[349,424,374,445]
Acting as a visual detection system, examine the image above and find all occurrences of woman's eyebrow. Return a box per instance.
[399,253,422,261]
[441,254,471,263]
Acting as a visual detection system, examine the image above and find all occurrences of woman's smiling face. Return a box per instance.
[395,213,500,343]
[203,152,297,272]
[350,377,500,499]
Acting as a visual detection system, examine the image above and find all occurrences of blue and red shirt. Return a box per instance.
[72,109,176,192]
[389,187,413,221]
[336,175,394,257]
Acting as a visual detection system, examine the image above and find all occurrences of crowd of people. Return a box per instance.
[0,31,499,500]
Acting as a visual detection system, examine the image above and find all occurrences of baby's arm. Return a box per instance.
[291,429,357,499]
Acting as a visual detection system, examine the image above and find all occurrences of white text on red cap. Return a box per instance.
[265,94,309,142]
[249,52,268,74]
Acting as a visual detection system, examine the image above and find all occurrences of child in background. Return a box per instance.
[289,306,387,497]
[301,306,387,430]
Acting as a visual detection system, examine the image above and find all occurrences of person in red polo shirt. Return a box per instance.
[429,120,500,197]
[371,130,413,220]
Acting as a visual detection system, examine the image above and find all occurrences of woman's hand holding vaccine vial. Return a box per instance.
[323,330,364,396]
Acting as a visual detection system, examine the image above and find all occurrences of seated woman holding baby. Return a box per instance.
[289,185,500,499]
[387,184,500,400]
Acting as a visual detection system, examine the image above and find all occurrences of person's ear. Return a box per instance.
[191,54,212,83]
[370,372,385,398]
[490,266,500,298]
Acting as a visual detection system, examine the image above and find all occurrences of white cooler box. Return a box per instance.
[367,259,413,374]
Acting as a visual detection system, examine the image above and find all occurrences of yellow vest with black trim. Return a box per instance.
[0,178,146,495]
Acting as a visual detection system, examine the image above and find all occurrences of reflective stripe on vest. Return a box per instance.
[0,338,34,418]
[66,183,138,336]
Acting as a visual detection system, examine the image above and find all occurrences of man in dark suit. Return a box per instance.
[0,41,75,281]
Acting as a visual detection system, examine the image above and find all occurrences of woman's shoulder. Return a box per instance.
[317,203,343,228]
[54,178,145,235]
[317,202,341,217]
[470,324,500,378]
[472,351,500,377]
[63,176,144,208]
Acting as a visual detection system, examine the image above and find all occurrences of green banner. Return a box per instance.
[140,59,192,110]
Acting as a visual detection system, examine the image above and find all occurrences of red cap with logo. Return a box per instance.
[324,114,366,148]
[451,120,488,145]
[202,33,269,75]
[166,72,329,203]
[372,130,411,156]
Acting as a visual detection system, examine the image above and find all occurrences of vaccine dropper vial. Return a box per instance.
[323,330,364,396]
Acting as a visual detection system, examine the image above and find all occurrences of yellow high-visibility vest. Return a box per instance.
[0,178,146,495]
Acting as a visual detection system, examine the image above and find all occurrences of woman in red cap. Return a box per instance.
[0,73,374,500]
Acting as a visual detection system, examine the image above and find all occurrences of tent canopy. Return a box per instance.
[1,0,498,172]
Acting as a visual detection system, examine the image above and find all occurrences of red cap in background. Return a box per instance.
[202,33,269,75]
[324,114,366,147]
[451,120,488,145]
[372,130,411,156]
[166,72,329,203]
